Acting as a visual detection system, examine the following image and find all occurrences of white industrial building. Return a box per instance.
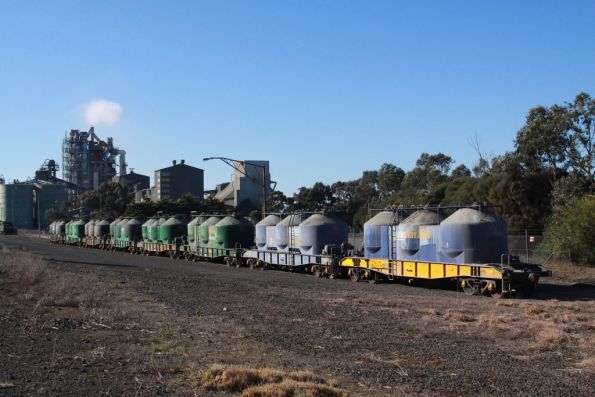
[209,160,271,211]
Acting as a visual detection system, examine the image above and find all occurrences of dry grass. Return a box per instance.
[410,294,595,373]
[198,365,348,396]
[541,261,595,284]
[576,356,595,373]
[0,246,144,328]
[242,379,349,397]
[0,248,49,286]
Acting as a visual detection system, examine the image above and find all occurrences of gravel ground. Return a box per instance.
[1,235,593,396]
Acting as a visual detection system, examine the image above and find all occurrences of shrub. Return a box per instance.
[542,195,595,265]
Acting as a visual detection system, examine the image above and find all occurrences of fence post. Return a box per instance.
[525,228,529,262]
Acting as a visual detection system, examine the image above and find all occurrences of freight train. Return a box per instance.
[47,204,551,297]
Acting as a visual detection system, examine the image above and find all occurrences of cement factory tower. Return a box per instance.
[62,127,127,190]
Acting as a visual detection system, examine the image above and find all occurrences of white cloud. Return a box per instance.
[83,99,123,126]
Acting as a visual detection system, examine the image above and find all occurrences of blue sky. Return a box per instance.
[0,1,593,194]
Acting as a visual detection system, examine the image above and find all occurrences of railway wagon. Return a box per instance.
[180,215,254,265]
[339,205,551,296]
[46,205,551,297]
[242,213,348,272]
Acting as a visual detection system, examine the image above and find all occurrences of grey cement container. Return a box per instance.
[197,216,222,248]
[56,220,66,235]
[439,208,508,264]
[94,220,110,238]
[187,215,207,244]
[85,220,96,237]
[298,214,349,255]
[255,214,281,250]
[363,211,399,259]
[275,214,305,252]
[397,209,445,262]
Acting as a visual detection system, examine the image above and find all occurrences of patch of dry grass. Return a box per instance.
[0,246,145,328]
[409,294,595,373]
[541,262,595,284]
[242,379,348,397]
[197,365,348,396]
[0,248,49,286]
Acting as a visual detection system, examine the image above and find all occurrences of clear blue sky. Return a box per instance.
[1,1,593,194]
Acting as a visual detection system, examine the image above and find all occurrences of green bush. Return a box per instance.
[543,195,595,265]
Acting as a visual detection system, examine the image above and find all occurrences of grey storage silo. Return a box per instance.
[197,216,222,248]
[85,220,96,237]
[397,209,445,262]
[255,214,281,251]
[275,214,305,252]
[56,220,66,235]
[187,214,208,245]
[0,184,34,229]
[298,214,348,256]
[439,207,508,264]
[363,211,399,259]
[94,220,110,238]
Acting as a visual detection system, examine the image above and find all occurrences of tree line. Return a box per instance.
[266,92,594,264]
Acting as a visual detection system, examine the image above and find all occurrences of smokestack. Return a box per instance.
[181,159,185,165]
[172,160,177,166]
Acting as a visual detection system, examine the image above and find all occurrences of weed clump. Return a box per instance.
[198,365,348,396]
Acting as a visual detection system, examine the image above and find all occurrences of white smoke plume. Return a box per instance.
[83,99,123,126]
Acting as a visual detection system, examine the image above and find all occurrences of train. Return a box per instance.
[47,204,551,297]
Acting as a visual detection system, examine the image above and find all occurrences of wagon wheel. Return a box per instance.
[247,259,256,269]
[368,272,383,284]
[225,257,232,267]
[312,266,322,278]
[350,269,361,282]
[184,251,191,261]
[460,279,478,295]
[234,258,242,268]
[169,251,178,260]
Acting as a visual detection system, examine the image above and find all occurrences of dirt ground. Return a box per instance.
[1,235,594,396]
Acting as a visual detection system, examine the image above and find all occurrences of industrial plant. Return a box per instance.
[0,126,273,230]
[62,127,127,190]
[209,159,271,211]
